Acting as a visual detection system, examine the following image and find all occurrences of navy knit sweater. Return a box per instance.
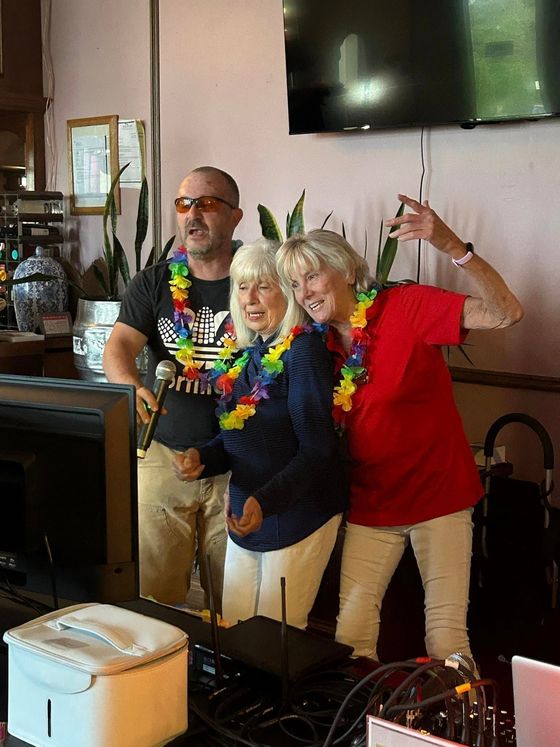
[197,330,348,551]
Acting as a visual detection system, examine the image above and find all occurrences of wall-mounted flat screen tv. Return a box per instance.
[282,0,560,134]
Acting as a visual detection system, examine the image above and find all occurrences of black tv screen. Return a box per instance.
[283,0,560,134]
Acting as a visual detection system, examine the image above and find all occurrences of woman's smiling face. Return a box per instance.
[289,262,356,326]
[237,278,287,337]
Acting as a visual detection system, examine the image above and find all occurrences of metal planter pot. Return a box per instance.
[72,299,148,382]
[72,299,122,382]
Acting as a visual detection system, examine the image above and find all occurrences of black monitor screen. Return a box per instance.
[0,375,138,604]
[283,0,560,133]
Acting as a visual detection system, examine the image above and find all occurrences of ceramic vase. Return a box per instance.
[12,247,68,332]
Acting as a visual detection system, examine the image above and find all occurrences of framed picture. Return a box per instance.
[67,115,120,215]
[39,311,73,337]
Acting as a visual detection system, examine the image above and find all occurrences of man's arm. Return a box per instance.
[385,194,524,330]
[103,321,155,424]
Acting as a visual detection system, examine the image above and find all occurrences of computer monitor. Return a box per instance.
[0,374,139,605]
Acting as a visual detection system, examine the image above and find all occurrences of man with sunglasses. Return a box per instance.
[104,166,243,611]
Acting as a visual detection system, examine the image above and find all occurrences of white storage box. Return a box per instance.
[3,603,189,747]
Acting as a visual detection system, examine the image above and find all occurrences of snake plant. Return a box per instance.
[257,190,407,288]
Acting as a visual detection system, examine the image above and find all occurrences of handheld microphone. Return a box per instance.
[137,360,176,458]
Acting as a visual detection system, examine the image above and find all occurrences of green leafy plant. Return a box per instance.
[95,163,175,299]
[375,202,407,287]
[258,190,308,240]
[257,190,406,288]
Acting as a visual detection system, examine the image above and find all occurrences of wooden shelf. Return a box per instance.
[450,366,560,393]
[15,213,64,222]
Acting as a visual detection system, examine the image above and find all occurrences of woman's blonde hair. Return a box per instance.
[276,229,374,294]
[229,238,307,348]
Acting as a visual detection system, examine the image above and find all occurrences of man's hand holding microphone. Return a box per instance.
[137,359,176,459]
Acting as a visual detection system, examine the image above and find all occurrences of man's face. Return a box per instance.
[176,172,242,260]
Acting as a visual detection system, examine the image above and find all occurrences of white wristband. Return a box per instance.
[452,247,474,267]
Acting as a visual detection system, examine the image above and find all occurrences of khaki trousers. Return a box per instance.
[137,440,228,611]
[336,508,474,661]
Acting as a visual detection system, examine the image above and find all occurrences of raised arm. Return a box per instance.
[385,194,524,330]
[103,321,155,424]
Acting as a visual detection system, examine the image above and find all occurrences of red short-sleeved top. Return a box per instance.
[327,284,483,527]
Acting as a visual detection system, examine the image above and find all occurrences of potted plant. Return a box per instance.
[72,163,175,381]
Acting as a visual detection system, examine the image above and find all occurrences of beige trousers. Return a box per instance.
[222,513,342,629]
[137,440,228,611]
[336,508,474,661]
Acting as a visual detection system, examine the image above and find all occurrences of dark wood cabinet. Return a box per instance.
[0,0,46,190]
[0,336,78,378]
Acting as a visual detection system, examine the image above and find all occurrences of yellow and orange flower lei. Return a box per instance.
[332,288,378,425]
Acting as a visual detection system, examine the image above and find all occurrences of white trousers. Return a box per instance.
[138,440,229,610]
[336,509,474,661]
[223,513,342,629]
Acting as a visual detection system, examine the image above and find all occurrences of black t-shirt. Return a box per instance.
[118,260,231,450]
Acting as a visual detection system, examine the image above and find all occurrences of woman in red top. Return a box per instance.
[276,194,523,661]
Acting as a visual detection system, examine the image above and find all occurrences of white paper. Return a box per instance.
[118,119,146,188]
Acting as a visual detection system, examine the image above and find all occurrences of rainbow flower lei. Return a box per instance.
[169,246,209,383]
[214,325,316,430]
[332,288,378,425]
[169,246,322,430]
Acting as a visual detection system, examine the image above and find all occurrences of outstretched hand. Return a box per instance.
[226,496,263,537]
[385,194,466,258]
[173,448,205,482]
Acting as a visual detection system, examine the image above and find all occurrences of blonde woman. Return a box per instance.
[173,239,347,628]
[277,196,523,661]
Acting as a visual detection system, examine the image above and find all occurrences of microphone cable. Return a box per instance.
[321,659,441,747]
[383,677,499,745]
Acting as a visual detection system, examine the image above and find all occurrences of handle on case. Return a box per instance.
[480,413,555,561]
[483,412,554,470]
[484,413,554,497]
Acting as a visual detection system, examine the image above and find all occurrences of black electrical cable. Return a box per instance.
[321,660,433,747]
[211,685,265,724]
[189,698,262,747]
[380,659,446,715]
[384,683,464,718]
[248,710,319,745]
[328,669,400,745]
[0,581,53,615]
[384,677,496,723]
[289,669,365,731]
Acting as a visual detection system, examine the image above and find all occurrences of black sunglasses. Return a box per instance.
[174,195,236,213]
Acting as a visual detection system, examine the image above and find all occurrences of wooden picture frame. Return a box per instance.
[67,115,119,215]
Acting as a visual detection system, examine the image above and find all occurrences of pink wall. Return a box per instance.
[47,0,559,490]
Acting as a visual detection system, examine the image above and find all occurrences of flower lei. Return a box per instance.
[169,246,322,430]
[332,288,378,425]
[213,325,317,430]
[169,246,211,384]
